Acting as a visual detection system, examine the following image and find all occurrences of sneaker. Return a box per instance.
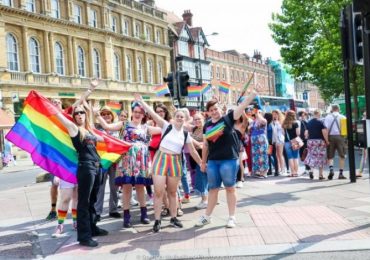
[109,212,122,218]
[170,217,183,228]
[338,174,347,180]
[177,208,184,217]
[236,181,243,188]
[96,215,101,222]
[309,172,314,180]
[46,211,57,221]
[328,170,334,180]
[117,200,122,209]
[195,201,208,210]
[130,197,139,206]
[182,197,190,204]
[153,220,161,233]
[52,224,64,238]
[195,215,211,227]
[148,197,154,206]
[79,239,98,247]
[226,216,236,228]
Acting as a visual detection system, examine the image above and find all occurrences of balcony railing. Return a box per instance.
[10,71,26,81]
[34,74,48,83]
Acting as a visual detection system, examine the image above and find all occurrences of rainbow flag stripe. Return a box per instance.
[5,91,131,184]
[188,85,203,97]
[205,121,225,143]
[154,83,170,97]
[106,101,121,114]
[201,83,211,94]
[218,81,231,94]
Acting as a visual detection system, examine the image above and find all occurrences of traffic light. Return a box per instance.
[178,71,190,97]
[352,11,364,65]
[163,73,174,97]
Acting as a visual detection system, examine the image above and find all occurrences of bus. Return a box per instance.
[250,95,308,113]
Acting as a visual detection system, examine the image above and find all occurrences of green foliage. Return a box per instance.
[269,0,354,101]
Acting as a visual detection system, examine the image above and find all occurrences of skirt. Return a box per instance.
[304,139,327,168]
[251,134,269,174]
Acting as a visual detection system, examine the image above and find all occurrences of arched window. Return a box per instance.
[113,53,120,80]
[125,55,132,82]
[147,59,153,83]
[54,42,64,75]
[77,46,85,77]
[157,62,163,84]
[29,37,40,73]
[93,48,101,78]
[51,0,60,18]
[6,33,19,71]
[137,57,143,83]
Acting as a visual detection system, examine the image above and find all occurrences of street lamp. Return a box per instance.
[198,32,218,111]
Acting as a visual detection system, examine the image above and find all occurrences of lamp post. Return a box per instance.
[265,57,271,96]
[198,32,218,111]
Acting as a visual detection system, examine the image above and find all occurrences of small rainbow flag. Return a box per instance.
[188,85,203,97]
[5,91,131,184]
[154,83,170,97]
[106,101,121,114]
[201,83,211,94]
[218,81,231,94]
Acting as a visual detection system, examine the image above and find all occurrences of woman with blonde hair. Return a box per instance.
[282,110,300,177]
[272,110,286,174]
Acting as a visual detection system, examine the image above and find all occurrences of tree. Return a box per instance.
[269,0,364,102]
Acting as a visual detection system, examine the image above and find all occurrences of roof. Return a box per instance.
[0,109,15,129]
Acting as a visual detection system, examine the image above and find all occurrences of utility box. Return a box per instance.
[355,120,368,148]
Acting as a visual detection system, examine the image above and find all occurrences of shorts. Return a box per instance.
[207,159,238,190]
[50,174,59,186]
[59,179,77,189]
[284,142,299,159]
[328,135,346,159]
[152,150,182,177]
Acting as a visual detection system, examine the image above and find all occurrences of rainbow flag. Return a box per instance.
[237,71,255,104]
[5,91,131,184]
[201,83,211,94]
[106,101,121,114]
[154,83,170,97]
[218,81,231,94]
[188,85,203,97]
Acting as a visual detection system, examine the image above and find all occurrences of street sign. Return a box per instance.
[173,99,179,106]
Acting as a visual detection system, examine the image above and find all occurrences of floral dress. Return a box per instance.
[250,120,269,175]
[115,122,152,186]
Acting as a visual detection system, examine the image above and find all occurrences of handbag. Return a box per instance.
[286,129,304,151]
[267,145,273,155]
[301,148,308,161]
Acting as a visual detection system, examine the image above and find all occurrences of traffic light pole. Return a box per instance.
[341,8,356,182]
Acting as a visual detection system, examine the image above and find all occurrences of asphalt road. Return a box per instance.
[0,168,43,191]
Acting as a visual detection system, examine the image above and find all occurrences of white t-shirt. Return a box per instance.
[159,121,192,154]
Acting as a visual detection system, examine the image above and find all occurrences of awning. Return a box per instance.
[0,109,15,129]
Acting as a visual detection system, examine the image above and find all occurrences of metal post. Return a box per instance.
[341,7,356,182]
[198,41,204,111]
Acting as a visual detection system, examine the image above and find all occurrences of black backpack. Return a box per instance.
[159,124,188,152]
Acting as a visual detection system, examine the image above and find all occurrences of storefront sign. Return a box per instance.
[142,96,150,100]
[58,92,75,97]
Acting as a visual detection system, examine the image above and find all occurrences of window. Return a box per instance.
[26,0,35,12]
[125,55,132,82]
[137,57,143,83]
[241,71,245,82]
[74,4,82,24]
[210,65,213,79]
[90,9,97,28]
[222,68,226,80]
[157,62,163,83]
[147,59,153,83]
[51,0,60,18]
[216,66,220,79]
[29,37,40,73]
[3,0,12,7]
[111,16,117,32]
[92,49,101,78]
[178,41,189,56]
[135,23,141,38]
[123,19,129,35]
[54,42,64,75]
[230,70,234,81]
[113,53,120,80]
[155,29,161,44]
[77,46,85,77]
[145,26,151,41]
[6,34,19,71]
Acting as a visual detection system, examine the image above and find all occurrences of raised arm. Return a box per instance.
[134,93,166,128]
[55,112,78,137]
[71,79,99,108]
[233,91,257,120]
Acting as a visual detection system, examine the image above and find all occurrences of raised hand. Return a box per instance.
[134,93,143,102]
[92,104,101,116]
[90,78,99,90]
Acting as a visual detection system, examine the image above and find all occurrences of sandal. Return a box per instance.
[288,174,298,177]
[319,176,325,180]
[161,208,170,217]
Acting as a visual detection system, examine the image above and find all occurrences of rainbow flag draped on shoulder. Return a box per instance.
[218,81,231,94]
[5,91,131,184]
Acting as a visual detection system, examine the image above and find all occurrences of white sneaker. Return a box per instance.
[236,181,243,188]
[130,197,138,206]
[195,215,211,227]
[226,216,236,228]
[148,197,154,206]
[195,201,208,210]
[52,224,64,238]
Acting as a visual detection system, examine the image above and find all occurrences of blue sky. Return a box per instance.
[155,0,283,60]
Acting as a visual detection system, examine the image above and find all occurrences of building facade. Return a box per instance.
[206,49,275,106]
[0,0,172,120]
[294,81,326,110]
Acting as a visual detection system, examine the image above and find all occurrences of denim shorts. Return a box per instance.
[207,159,239,190]
[284,142,299,159]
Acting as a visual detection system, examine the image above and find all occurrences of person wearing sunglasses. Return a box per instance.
[94,101,161,228]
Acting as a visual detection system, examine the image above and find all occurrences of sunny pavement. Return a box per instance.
[1,168,370,259]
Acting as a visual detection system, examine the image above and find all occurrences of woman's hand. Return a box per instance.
[134,93,143,103]
[92,105,101,117]
[200,162,207,173]
[90,78,99,90]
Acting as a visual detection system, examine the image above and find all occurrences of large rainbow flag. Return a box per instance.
[218,81,231,94]
[154,83,170,97]
[5,91,131,184]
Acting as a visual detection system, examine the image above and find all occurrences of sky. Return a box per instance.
[155,0,283,60]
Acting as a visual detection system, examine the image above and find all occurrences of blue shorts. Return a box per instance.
[284,142,299,159]
[207,159,239,190]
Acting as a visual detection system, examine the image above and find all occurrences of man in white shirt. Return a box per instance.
[324,104,346,180]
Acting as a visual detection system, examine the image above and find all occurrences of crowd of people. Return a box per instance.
[38,80,358,247]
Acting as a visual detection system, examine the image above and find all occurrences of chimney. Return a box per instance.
[140,0,155,7]
[182,10,193,26]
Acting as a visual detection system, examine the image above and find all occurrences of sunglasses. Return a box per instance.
[74,111,86,116]
[101,112,112,116]
[156,110,164,113]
